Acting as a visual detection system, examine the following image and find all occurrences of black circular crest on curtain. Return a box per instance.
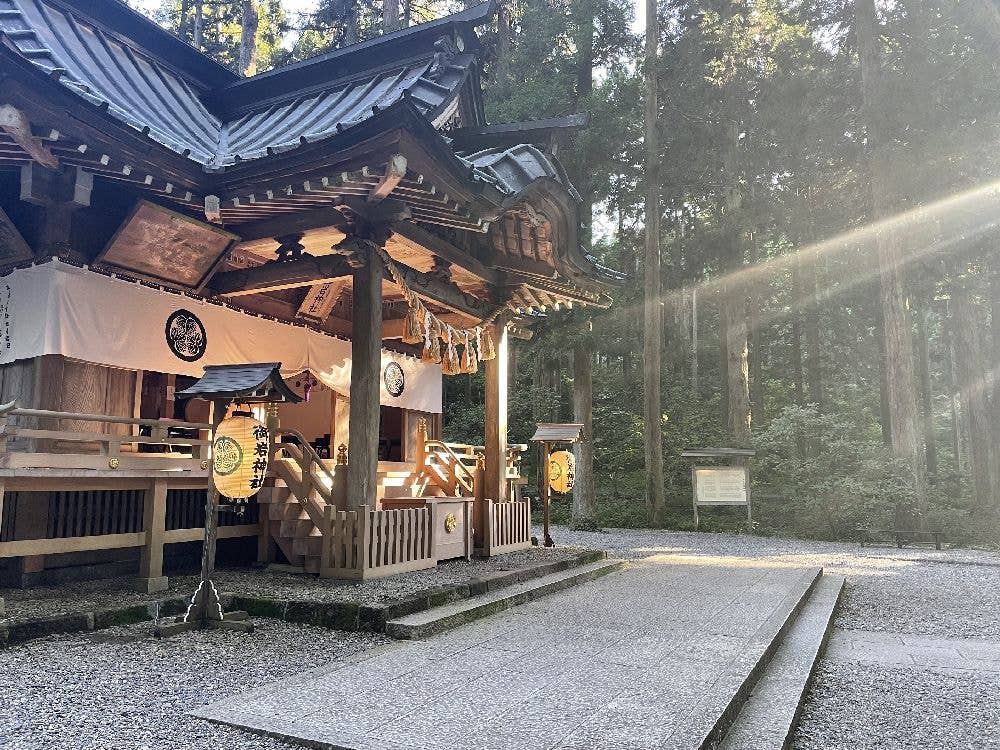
[165,309,207,362]
[383,361,405,397]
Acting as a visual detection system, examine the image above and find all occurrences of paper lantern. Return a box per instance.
[213,412,269,500]
[548,449,576,494]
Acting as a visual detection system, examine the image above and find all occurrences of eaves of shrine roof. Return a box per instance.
[0,0,491,169]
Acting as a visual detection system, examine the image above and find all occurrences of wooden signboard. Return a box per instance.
[692,465,751,527]
[96,200,236,291]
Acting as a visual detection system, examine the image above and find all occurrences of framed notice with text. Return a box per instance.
[691,465,752,528]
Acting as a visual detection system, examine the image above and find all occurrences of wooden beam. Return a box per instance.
[347,243,383,510]
[368,154,407,203]
[393,262,498,319]
[382,312,474,339]
[391,221,499,284]
[0,104,58,169]
[163,524,259,544]
[233,206,351,242]
[0,532,146,558]
[211,254,353,297]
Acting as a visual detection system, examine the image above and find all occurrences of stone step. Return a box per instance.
[384,559,625,640]
[718,574,845,750]
[667,566,824,750]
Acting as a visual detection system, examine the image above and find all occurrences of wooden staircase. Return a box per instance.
[258,431,431,573]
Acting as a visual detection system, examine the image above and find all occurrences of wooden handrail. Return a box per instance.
[0,401,212,430]
[424,439,476,494]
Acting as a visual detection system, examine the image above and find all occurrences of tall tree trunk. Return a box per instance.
[952,280,995,516]
[193,0,203,50]
[790,250,807,456]
[691,287,699,399]
[856,0,926,514]
[239,1,260,77]
[915,306,938,481]
[643,0,666,525]
[344,2,359,45]
[383,0,399,33]
[719,1,751,444]
[802,248,823,407]
[747,230,764,423]
[178,0,191,38]
[945,305,965,473]
[572,341,596,527]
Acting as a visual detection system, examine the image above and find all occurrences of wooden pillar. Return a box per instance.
[135,478,168,593]
[347,241,383,510]
[13,490,47,586]
[484,322,509,504]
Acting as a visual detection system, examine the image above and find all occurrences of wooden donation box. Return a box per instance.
[380,496,473,561]
[682,448,756,529]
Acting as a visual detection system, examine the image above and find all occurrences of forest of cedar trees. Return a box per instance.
[140,0,1000,546]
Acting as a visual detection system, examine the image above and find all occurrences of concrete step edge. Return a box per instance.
[664,566,824,750]
[716,573,846,750]
[384,559,625,640]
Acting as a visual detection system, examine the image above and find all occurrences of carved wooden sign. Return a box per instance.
[0,206,33,268]
[97,200,236,290]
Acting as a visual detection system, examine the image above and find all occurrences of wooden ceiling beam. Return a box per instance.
[211,254,353,297]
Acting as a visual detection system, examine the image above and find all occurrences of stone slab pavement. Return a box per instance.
[825,628,1000,675]
[193,555,820,750]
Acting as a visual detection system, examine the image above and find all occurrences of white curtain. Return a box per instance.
[0,260,442,413]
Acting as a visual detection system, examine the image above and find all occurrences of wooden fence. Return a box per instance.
[321,504,436,580]
[484,498,532,556]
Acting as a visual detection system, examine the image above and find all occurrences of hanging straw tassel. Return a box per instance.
[401,302,423,344]
[442,326,460,375]
[421,315,441,364]
[461,330,478,373]
[479,326,497,361]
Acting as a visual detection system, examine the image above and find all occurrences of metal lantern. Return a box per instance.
[548,449,576,494]
[212,411,269,500]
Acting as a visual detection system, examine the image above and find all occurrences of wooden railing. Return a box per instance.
[271,428,339,524]
[0,400,212,473]
[321,504,436,580]
[484,498,532,556]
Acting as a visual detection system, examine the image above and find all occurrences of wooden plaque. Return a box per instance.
[97,200,236,290]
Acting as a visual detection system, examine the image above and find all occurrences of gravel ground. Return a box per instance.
[794,662,1000,749]
[0,618,386,750]
[4,525,999,750]
[1,546,586,622]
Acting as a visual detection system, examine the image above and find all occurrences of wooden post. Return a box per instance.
[135,478,168,593]
[347,240,383,510]
[473,454,487,553]
[542,441,554,547]
[484,322,509,504]
[157,397,252,635]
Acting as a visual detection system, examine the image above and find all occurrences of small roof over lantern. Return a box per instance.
[530,423,585,443]
[175,362,303,403]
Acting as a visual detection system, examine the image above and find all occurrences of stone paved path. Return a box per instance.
[825,629,1000,674]
[194,555,818,750]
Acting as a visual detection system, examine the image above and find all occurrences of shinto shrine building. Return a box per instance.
[0,0,619,590]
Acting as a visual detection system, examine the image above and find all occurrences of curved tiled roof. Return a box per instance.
[0,0,222,162]
[0,0,474,168]
[456,143,581,200]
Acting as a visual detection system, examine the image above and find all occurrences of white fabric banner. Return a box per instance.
[0,260,442,413]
